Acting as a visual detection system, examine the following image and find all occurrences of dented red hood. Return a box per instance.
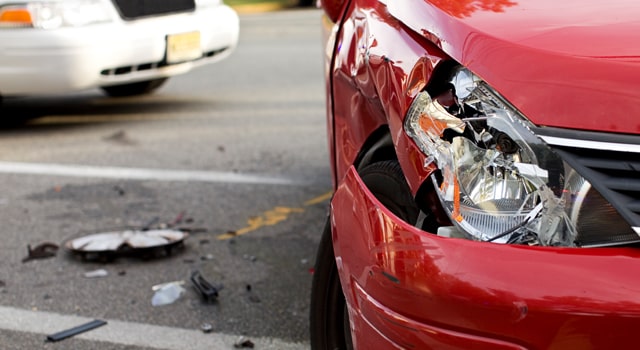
[390,0,640,134]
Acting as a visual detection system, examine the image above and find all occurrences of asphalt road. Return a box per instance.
[0,8,327,349]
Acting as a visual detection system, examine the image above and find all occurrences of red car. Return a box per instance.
[311,0,640,349]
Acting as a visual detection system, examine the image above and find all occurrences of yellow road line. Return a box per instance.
[303,190,333,206]
[217,191,332,240]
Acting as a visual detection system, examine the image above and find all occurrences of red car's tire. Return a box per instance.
[310,161,418,349]
[359,161,419,223]
[310,217,352,350]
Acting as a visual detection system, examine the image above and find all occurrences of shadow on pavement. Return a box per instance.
[0,93,215,131]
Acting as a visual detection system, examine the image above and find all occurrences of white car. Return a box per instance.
[0,0,239,98]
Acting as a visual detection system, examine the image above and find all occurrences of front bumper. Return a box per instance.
[332,166,640,350]
[0,5,238,95]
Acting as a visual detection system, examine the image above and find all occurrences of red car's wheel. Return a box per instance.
[310,218,352,350]
[310,160,418,349]
[358,161,419,223]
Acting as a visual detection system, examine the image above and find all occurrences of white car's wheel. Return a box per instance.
[101,78,168,97]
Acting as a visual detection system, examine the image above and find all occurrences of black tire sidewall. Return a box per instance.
[310,161,417,350]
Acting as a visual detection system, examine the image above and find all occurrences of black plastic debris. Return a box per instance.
[177,227,208,234]
[46,319,107,342]
[190,270,222,302]
[245,284,260,303]
[22,242,59,263]
[141,217,160,231]
[233,339,255,349]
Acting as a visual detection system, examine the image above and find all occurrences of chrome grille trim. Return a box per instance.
[540,135,640,154]
[538,131,640,234]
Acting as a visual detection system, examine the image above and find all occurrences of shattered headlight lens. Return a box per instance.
[0,1,113,29]
[405,67,596,246]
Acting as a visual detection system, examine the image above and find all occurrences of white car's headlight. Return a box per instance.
[0,1,113,29]
[405,66,637,247]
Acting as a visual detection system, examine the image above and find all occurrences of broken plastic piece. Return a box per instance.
[151,280,185,291]
[65,229,188,261]
[170,211,186,227]
[201,322,213,333]
[46,319,107,342]
[67,230,186,252]
[233,339,255,348]
[84,269,109,278]
[141,217,160,231]
[151,282,185,306]
[190,270,222,302]
[22,242,59,263]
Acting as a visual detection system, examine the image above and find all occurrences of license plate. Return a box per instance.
[166,31,201,64]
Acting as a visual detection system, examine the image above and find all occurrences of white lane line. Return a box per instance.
[0,306,307,349]
[0,161,296,185]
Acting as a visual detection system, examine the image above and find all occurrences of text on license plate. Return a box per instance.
[166,31,201,64]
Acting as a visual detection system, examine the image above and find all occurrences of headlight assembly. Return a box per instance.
[405,66,638,247]
[0,1,113,29]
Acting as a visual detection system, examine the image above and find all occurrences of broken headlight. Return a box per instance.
[405,66,630,247]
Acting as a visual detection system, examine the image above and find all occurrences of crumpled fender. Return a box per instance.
[332,165,640,349]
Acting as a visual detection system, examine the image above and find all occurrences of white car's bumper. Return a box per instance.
[0,3,239,95]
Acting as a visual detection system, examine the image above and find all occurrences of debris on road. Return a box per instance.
[200,322,213,333]
[84,269,109,278]
[233,338,255,349]
[245,284,260,303]
[22,242,59,263]
[46,319,107,342]
[151,280,185,291]
[151,281,186,306]
[103,130,136,145]
[176,227,208,234]
[65,229,188,261]
[243,254,257,262]
[169,211,185,227]
[141,217,160,231]
[190,270,222,302]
